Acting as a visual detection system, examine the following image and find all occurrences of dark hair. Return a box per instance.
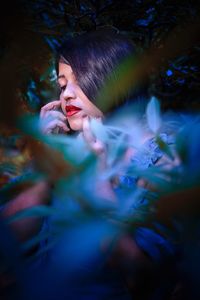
[56,29,148,114]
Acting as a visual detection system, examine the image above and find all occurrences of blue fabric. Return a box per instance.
[134,227,176,263]
[131,133,174,169]
[116,132,177,262]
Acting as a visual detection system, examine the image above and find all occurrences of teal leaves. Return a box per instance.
[155,135,174,161]
[2,97,200,278]
[146,96,162,134]
[6,205,56,225]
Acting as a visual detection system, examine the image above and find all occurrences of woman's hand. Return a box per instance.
[82,116,116,202]
[82,116,105,154]
[82,116,107,170]
[40,100,70,134]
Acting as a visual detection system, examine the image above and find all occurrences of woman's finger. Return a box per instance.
[82,117,96,146]
[43,110,67,122]
[40,100,62,118]
[82,117,105,155]
[42,119,69,134]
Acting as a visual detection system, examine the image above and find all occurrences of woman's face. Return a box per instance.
[58,62,103,131]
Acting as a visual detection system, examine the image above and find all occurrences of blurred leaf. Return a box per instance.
[155,135,174,160]
[146,96,162,133]
[6,205,56,224]
[21,230,52,253]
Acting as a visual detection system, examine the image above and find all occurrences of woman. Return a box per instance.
[38,29,178,300]
[40,29,140,202]
[2,29,178,299]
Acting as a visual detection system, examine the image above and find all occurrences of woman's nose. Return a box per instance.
[62,83,76,101]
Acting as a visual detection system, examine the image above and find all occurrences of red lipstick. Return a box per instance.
[65,105,81,117]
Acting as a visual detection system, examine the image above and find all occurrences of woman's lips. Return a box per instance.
[65,105,81,117]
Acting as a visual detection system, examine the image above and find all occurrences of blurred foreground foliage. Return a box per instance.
[1,97,200,298]
[0,1,200,298]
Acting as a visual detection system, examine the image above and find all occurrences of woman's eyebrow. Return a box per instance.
[57,74,65,81]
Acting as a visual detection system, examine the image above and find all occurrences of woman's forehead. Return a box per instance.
[58,62,73,79]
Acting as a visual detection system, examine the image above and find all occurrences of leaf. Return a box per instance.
[155,135,174,160]
[146,97,162,133]
[6,205,56,224]
[21,230,52,253]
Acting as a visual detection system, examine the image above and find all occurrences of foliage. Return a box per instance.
[0,1,200,298]
[1,98,200,281]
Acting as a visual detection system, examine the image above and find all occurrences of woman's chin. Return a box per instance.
[68,119,83,132]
